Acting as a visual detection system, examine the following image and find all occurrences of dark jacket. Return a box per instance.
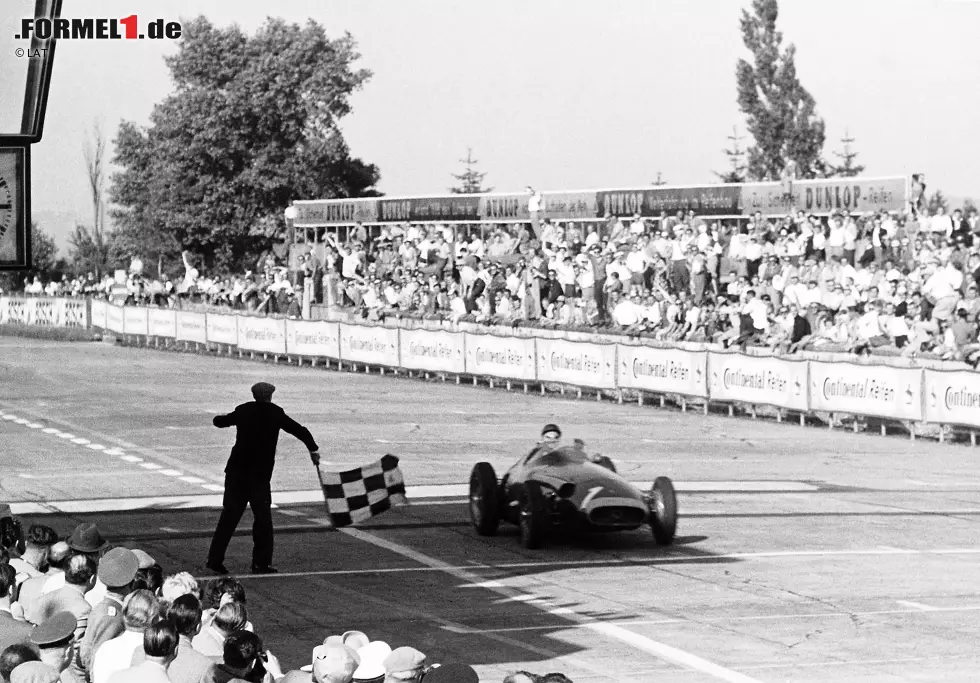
[213,402,319,481]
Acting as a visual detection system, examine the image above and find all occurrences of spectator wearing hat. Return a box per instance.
[1,643,41,683]
[90,591,159,683]
[0,566,32,656]
[33,525,108,611]
[28,612,81,683]
[77,549,139,675]
[309,643,359,683]
[106,619,177,683]
[14,544,70,623]
[132,595,211,683]
[207,382,321,575]
[381,647,425,683]
[28,556,95,641]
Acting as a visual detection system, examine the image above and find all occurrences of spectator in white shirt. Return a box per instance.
[931,207,953,237]
[91,590,159,683]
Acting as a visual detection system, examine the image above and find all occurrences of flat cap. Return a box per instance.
[130,548,156,569]
[30,612,77,647]
[98,547,139,588]
[10,662,61,683]
[383,646,425,675]
[422,664,480,683]
[251,382,276,399]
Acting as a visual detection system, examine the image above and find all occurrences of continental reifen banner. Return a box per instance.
[617,345,708,398]
[707,352,808,411]
[536,338,617,389]
[808,361,922,421]
[285,319,341,359]
[399,328,465,373]
[464,333,536,381]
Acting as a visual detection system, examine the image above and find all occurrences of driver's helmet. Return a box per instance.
[541,423,562,443]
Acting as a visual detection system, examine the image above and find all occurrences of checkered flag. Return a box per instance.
[318,454,408,527]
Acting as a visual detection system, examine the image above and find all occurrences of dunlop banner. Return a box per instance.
[808,361,922,421]
[293,198,379,226]
[176,311,207,343]
[237,316,287,354]
[339,323,399,366]
[742,177,907,216]
[923,369,980,428]
[617,345,708,398]
[464,333,536,381]
[378,195,481,223]
[206,314,239,346]
[707,352,808,411]
[148,309,176,338]
[400,328,465,373]
[598,186,742,218]
[536,338,617,389]
[285,319,341,358]
[123,306,149,336]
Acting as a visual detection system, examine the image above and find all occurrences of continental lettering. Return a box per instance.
[945,387,980,411]
[822,377,894,403]
[550,352,603,374]
[632,358,690,382]
[475,346,526,367]
[722,368,787,394]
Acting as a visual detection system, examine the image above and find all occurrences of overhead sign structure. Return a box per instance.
[293,176,909,227]
[0,0,63,271]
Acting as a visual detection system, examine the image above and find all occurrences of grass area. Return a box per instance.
[0,324,102,342]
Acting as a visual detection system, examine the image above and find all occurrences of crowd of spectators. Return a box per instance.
[7,204,980,362]
[0,517,574,683]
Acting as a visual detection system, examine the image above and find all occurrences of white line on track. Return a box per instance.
[85,443,106,451]
[120,455,143,463]
[895,600,938,611]
[340,527,765,683]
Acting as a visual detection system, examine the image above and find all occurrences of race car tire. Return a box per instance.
[519,481,549,549]
[650,476,678,545]
[469,462,500,536]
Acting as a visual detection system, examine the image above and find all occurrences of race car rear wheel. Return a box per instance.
[469,462,500,536]
[650,476,677,545]
[519,482,549,549]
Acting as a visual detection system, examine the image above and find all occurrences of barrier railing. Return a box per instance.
[5,296,980,436]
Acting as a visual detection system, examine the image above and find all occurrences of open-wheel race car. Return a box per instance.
[468,442,678,549]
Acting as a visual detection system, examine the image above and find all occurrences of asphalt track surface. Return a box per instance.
[2,336,980,682]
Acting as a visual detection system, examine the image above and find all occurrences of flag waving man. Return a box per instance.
[206,382,320,575]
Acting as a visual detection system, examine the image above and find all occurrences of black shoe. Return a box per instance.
[205,560,229,575]
[250,565,278,574]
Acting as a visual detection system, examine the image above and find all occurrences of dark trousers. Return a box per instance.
[207,470,274,567]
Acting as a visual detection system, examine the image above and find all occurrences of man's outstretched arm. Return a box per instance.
[280,413,320,464]
[213,410,238,428]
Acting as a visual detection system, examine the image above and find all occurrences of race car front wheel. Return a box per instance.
[470,462,500,536]
[520,481,549,549]
[650,476,678,545]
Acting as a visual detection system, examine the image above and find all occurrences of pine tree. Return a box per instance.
[735,0,826,180]
[449,148,492,194]
[714,126,748,183]
[829,129,865,177]
[926,190,949,216]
